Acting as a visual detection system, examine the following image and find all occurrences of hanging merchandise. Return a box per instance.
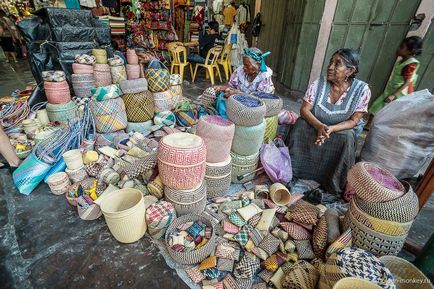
[227,24,248,68]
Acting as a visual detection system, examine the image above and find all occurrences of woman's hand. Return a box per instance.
[315,124,331,146]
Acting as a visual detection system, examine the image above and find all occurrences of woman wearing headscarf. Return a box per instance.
[289,48,371,195]
[215,47,275,97]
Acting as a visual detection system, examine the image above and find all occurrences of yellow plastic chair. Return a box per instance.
[166,42,180,73]
[218,43,233,81]
[192,45,223,85]
[170,45,193,82]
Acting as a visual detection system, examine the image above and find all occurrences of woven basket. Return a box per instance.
[226,94,266,126]
[146,201,176,239]
[126,64,141,80]
[47,172,70,195]
[354,182,419,223]
[343,202,407,256]
[46,101,77,123]
[347,162,405,202]
[77,203,102,221]
[119,78,148,94]
[92,49,108,64]
[264,115,278,143]
[72,73,95,98]
[63,149,84,170]
[145,63,170,93]
[196,115,235,163]
[94,64,112,87]
[205,157,232,198]
[72,63,94,74]
[380,256,434,289]
[158,133,206,190]
[126,49,139,64]
[165,214,216,265]
[126,120,153,133]
[232,120,265,156]
[332,277,383,289]
[44,81,71,104]
[65,166,88,183]
[270,183,291,206]
[165,181,207,215]
[153,90,174,112]
[252,92,283,117]
[122,91,154,122]
[154,111,176,127]
[90,98,128,133]
[110,65,127,84]
[231,151,259,184]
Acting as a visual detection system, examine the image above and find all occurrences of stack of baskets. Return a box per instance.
[196,115,235,197]
[126,49,140,80]
[145,59,174,112]
[120,78,154,133]
[63,149,88,183]
[252,92,283,143]
[343,162,419,257]
[109,58,127,84]
[226,94,266,183]
[158,133,207,215]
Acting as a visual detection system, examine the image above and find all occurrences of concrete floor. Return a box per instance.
[0,59,432,288]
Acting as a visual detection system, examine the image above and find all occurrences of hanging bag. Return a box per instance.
[144,59,170,93]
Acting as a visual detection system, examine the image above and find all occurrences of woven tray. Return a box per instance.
[165,214,216,265]
[226,94,266,126]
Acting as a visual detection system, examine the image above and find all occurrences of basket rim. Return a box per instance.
[379,255,433,287]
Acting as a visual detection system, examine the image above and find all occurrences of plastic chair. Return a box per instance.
[218,43,233,81]
[192,45,223,85]
[170,45,193,82]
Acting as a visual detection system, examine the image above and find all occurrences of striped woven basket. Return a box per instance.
[110,65,127,84]
[354,181,419,223]
[94,64,112,87]
[153,90,174,112]
[122,91,154,122]
[119,78,148,94]
[44,81,71,104]
[72,63,94,74]
[196,115,235,163]
[46,101,77,123]
[165,181,207,216]
[205,157,232,198]
[252,92,283,117]
[347,162,405,202]
[145,61,170,93]
[231,151,260,184]
[263,115,278,143]
[165,214,216,265]
[226,94,266,126]
[126,64,141,80]
[72,73,95,98]
[92,49,107,64]
[157,133,206,190]
[231,120,265,156]
[90,98,128,133]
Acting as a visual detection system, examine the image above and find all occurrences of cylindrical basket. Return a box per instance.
[44,81,71,104]
[205,157,232,198]
[126,49,139,64]
[65,166,88,183]
[93,64,112,87]
[270,183,291,206]
[119,78,148,94]
[46,101,78,123]
[252,92,283,117]
[122,91,154,122]
[196,115,235,163]
[126,64,141,80]
[226,94,266,126]
[62,149,83,170]
[90,98,128,133]
[165,214,216,265]
[231,151,260,184]
[47,172,71,195]
[110,65,127,84]
[100,188,147,243]
[72,63,94,74]
[263,115,278,143]
[72,73,95,98]
[153,90,174,112]
[92,48,108,64]
[158,133,206,190]
[232,120,266,156]
[165,181,207,215]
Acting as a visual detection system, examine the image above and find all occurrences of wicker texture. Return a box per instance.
[146,201,176,239]
[44,81,71,104]
[158,133,206,190]
[119,78,148,94]
[153,90,174,112]
[263,115,278,143]
[46,101,77,123]
[313,215,328,259]
[165,182,207,215]
[72,73,95,98]
[347,162,405,202]
[72,63,94,74]
[196,115,235,163]
[252,92,284,117]
[77,203,102,221]
[47,172,70,195]
[165,214,216,265]
[332,277,383,289]
[126,49,139,64]
[231,151,259,184]
[232,120,266,156]
[282,260,319,289]
[227,94,266,126]
[94,64,112,87]
[122,91,154,122]
[126,64,140,80]
[281,222,311,240]
[90,98,128,133]
[145,66,170,93]
[110,65,127,84]
[205,157,232,198]
[92,49,108,64]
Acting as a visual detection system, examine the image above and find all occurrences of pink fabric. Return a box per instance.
[44,81,71,104]
[367,166,403,192]
[303,79,371,113]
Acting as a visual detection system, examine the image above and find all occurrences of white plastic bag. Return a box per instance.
[361,89,434,178]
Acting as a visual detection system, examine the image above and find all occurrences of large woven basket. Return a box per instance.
[343,202,408,256]
[231,120,265,156]
[44,81,71,104]
[332,277,383,289]
[380,256,434,289]
[226,94,266,126]
[158,133,206,190]
[205,157,232,198]
[90,98,128,133]
[231,151,259,184]
[119,78,148,94]
[196,115,235,163]
[252,92,283,117]
[165,181,207,215]
[122,91,154,122]
[263,115,278,143]
[145,62,170,93]
[126,49,139,64]
[46,101,77,123]
[126,64,141,80]
[153,90,174,112]
[347,162,405,202]
[72,73,95,98]
[110,65,127,84]
[72,63,94,74]
[94,64,112,87]
[165,214,216,265]
[354,182,419,223]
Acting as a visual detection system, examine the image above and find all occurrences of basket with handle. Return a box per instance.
[144,59,170,93]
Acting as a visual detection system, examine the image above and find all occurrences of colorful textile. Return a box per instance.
[229,66,275,94]
[91,84,121,101]
[258,233,280,256]
[234,225,252,246]
[229,212,246,227]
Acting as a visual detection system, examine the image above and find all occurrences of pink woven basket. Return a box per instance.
[127,54,139,65]
[72,63,94,74]
[94,64,112,87]
[158,133,206,190]
[196,115,235,163]
[44,81,71,104]
[126,64,141,80]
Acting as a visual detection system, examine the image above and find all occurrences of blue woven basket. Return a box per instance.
[231,120,266,156]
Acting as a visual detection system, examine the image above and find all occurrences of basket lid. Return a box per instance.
[161,133,203,149]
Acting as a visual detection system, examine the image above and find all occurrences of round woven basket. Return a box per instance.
[153,90,174,112]
[126,49,139,64]
[343,202,408,256]
[354,182,419,223]
[44,81,71,104]
[252,92,283,117]
[77,202,102,221]
[263,115,278,143]
[205,157,232,176]
[65,166,88,183]
[158,133,206,190]
[122,91,154,122]
[119,78,148,94]
[347,162,405,202]
[380,256,434,289]
[231,151,259,184]
[90,98,128,133]
[226,94,266,126]
[196,115,235,163]
[110,65,127,84]
[72,63,94,74]
[92,49,108,64]
[165,181,207,215]
[46,101,77,123]
[205,157,232,198]
[126,64,141,80]
[126,120,154,133]
[47,172,70,195]
[165,213,216,265]
[94,64,112,87]
[63,149,84,170]
[270,183,291,206]
[232,119,266,156]
[72,74,95,99]
[332,277,383,289]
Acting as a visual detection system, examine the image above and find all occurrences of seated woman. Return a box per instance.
[215,47,275,96]
[289,48,371,195]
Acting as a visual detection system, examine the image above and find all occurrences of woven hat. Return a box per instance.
[226,94,266,126]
